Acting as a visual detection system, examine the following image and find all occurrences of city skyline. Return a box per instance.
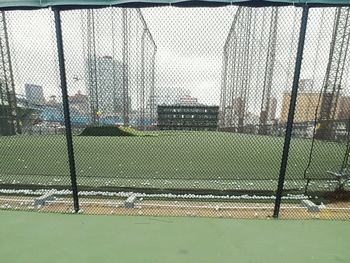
[3,6,350,124]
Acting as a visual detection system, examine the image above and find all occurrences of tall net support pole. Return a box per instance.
[0,11,20,135]
[53,8,80,213]
[220,7,253,131]
[258,7,279,135]
[219,41,229,128]
[137,10,156,130]
[140,29,146,130]
[220,7,239,128]
[238,8,253,133]
[122,8,130,126]
[315,7,350,140]
[85,9,99,125]
[273,5,309,219]
[150,45,156,125]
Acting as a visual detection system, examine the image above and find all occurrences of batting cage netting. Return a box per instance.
[0,0,350,219]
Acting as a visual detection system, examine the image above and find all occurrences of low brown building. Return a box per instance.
[280,92,350,123]
[280,91,321,123]
[337,96,350,120]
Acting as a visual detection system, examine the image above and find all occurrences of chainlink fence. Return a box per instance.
[0,4,350,219]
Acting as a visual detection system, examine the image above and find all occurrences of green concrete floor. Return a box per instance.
[0,211,349,263]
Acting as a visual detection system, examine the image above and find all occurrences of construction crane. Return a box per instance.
[0,11,20,135]
[258,7,279,135]
[315,7,350,140]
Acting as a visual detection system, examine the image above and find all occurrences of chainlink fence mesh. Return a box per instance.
[0,4,349,219]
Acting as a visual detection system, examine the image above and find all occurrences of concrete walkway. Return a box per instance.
[0,211,349,263]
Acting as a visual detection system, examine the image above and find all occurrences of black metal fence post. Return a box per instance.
[273,5,310,218]
[53,8,80,213]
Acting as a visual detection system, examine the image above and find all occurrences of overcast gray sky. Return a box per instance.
[5,6,347,116]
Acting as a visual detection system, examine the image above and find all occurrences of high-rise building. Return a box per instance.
[25,84,45,105]
[87,56,124,117]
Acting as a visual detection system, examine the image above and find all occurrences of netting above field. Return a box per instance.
[0,0,350,9]
[0,4,350,219]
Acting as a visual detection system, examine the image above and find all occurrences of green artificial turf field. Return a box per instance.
[0,210,349,263]
[0,132,346,190]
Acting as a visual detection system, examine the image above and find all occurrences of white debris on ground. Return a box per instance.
[0,188,307,201]
[33,190,56,206]
[124,194,137,208]
[301,200,320,212]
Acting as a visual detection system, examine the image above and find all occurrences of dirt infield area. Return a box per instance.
[1,195,350,220]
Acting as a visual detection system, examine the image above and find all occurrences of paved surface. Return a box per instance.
[0,211,349,263]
